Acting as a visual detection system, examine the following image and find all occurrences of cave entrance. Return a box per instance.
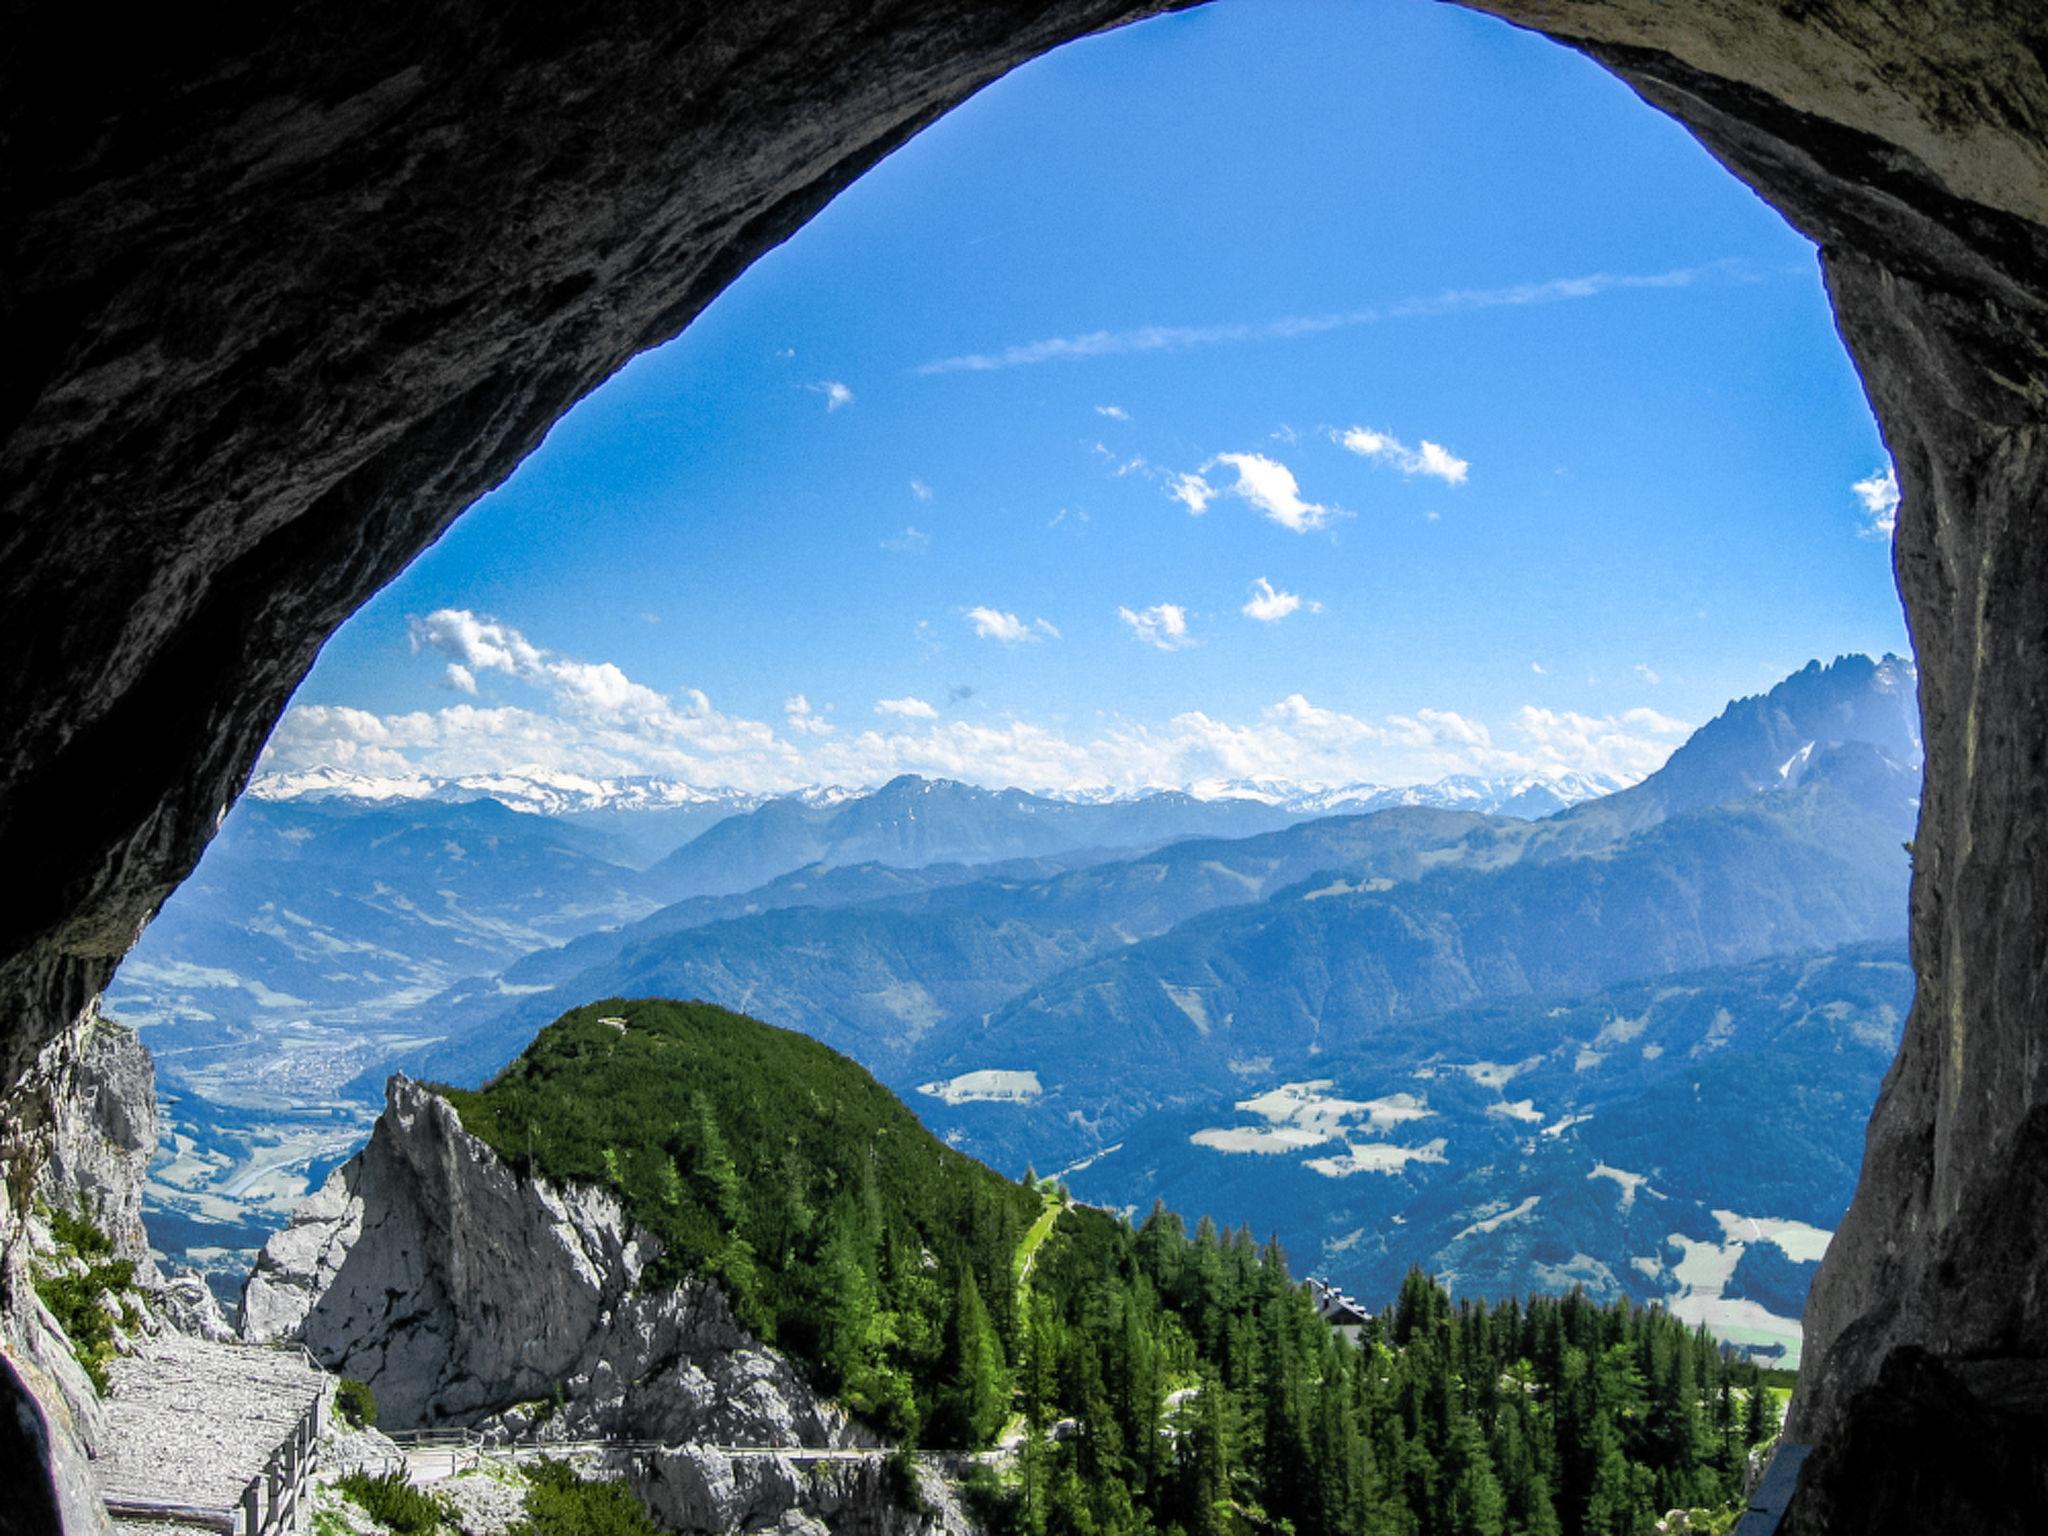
[111,0,1911,1381]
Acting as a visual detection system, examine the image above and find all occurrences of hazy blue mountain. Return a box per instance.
[1046,942,1912,1364]
[388,851,1104,1065]
[394,805,1540,1094]
[1547,653,1919,843]
[640,774,1304,902]
[107,797,655,1042]
[913,760,1913,1173]
[107,795,669,1285]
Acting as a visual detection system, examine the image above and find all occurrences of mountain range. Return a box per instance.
[118,652,1921,1352]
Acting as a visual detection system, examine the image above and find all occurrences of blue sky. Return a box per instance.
[263,0,1906,797]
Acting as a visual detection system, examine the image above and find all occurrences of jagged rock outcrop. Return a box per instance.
[241,1075,961,1532]
[37,1013,158,1287]
[5,4,2048,1530]
[635,1452,975,1536]
[245,1076,857,1443]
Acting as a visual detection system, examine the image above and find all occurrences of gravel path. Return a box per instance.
[97,1334,327,1511]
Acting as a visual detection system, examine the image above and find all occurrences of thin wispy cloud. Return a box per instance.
[811,380,855,410]
[882,526,930,554]
[1095,404,1131,421]
[876,696,939,719]
[917,263,1745,374]
[910,479,933,501]
[1336,426,1470,486]
[1120,602,1193,651]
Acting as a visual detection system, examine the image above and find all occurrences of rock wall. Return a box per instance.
[37,1013,159,1286]
[5,3,2048,1530]
[243,1076,857,1445]
[243,1075,955,1532]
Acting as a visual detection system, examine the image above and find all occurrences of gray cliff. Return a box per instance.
[243,1076,968,1535]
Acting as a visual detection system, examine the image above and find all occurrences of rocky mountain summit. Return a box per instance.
[244,1074,961,1536]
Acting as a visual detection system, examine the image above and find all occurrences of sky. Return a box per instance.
[262,0,1908,799]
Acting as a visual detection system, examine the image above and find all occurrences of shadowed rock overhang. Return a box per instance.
[4,3,2046,1532]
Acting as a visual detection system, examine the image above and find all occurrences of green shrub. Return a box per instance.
[335,1377,378,1429]
[32,1205,135,1397]
[512,1459,662,1536]
[336,1471,446,1535]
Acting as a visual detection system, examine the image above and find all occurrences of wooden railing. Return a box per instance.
[105,1391,324,1536]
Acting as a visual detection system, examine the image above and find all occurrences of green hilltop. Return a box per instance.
[439,998,1789,1536]
[438,997,1041,1438]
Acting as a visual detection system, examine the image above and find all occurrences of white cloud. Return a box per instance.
[1242,578,1305,623]
[1119,603,1193,651]
[1853,464,1899,538]
[1095,404,1130,421]
[263,610,1700,799]
[882,526,930,554]
[1336,426,1470,486]
[916,263,1739,374]
[1168,472,1216,516]
[1633,664,1661,686]
[1511,705,1690,780]
[785,695,835,736]
[967,606,1056,644]
[813,380,855,411]
[910,479,933,501]
[1530,662,1547,676]
[1204,452,1338,533]
[444,663,478,695]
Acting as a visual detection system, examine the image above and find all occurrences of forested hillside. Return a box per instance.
[437,999,1785,1536]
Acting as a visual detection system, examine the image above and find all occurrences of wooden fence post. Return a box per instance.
[243,1479,261,1536]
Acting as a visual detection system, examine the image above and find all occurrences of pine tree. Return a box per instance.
[941,1267,1010,1447]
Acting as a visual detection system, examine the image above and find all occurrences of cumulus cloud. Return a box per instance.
[1119,603,1193,651]
[966,606,1056,644]
[1853,464,1899,538]
[1336,426,1470,486]
[262,610,1698,799]
[1095,404,1131,421]
[1196,452,1339,533]
[444,663,478,695]
[813,380,855,411]
[785,695,835,736]
[1168,473,1217,516]
[1511,705,1690,780]
[1242,578,1306,623]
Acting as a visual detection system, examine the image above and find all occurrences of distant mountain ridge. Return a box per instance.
[249,763,1632,823]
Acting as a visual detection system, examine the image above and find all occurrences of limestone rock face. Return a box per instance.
[635,1451,975,1536]
[154,1272,235,1345]
[37,1013,159,1285]
[5,3,2048,1530]
[245,1077,857,1449]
